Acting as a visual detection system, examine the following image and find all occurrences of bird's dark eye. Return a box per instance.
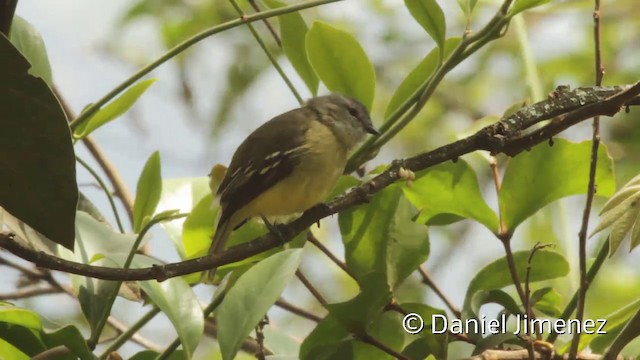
[347,107,358,117]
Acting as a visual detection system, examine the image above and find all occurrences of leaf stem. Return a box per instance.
[229,0,303,104]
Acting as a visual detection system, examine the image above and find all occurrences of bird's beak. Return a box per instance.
[365,123,380,136]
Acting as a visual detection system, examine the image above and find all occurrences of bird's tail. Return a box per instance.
[203,218,232,283]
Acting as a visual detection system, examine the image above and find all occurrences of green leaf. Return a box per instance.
[157,177,210,256]
[456,0,479,19]
[404,0,446,52]
[469,290,521,320]
[0,338,29,360]
[182,193,217,259]
[73,78,156,139]
[0,35,77,250]
[608,197,640,255]
[9,16,53,86]
[306,21,375,110]
[263,0,318,95]
[326,273,392,335]
[462,250,569,316]
[385,37,460,118]
[0,322,45,357]
[0,306,46,359]
[0,308,41,331]
[339,185,430,288]
[400,303,448,359]
[499,140,615,230]
[133,256,204,359]
[42,326,94,360]
[509,0,552,16]
[217,249,303,360]
[58,212,141,334]
[559,298,640,353]
[366,312,405,356]
[591,175,640,255]
[133,151,162,233]
[402,160,499,232]
[530,287,562,317]
[300,316,350,360]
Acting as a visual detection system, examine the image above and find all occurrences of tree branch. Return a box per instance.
[1,84,639,281]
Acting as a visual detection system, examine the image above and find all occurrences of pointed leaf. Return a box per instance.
[404,0,446,52]
[509,0,552,16]
[133,151,162,233]
[42,326,94,360]
[300,316,350,360]
[326,273,392,335]
[591,193,640,238]
[306,21,375,110]
[0,35,77,249]
[385,37,460,117]
[9,16,52,86]
[530,287,562,317]
[599,185,640,215]
[456,0,479,19]
[499,140,615,230]
[263,0,318,95]
[463,250,569,316]
[558,298,640,353]
[402,160,498,232]
[217,249,303,360]
[339,185,430,288]
[73,78,157,139]
[58,212,140,334]
[400,303,448,359]
[608,199,640,255]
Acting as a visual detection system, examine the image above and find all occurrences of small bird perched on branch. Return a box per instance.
[205,93,378,281]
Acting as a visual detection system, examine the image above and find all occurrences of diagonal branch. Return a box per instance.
[1,83,640,281]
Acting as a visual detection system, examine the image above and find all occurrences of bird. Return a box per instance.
[205,93,378,281]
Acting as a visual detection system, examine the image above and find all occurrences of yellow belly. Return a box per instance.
[244,120,347,217]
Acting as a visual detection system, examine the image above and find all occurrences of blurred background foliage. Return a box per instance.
[4,0,640,358]
[104,0,640,357]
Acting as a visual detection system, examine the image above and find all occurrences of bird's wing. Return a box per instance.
[217,107,315,224]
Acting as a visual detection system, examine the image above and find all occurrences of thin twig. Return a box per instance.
[76,156,126,233]
[546,238,609,343]
[2,85,640,282]
[99,308,163,358]
[249,0,282,47]
[229,0,303,104]
[500,234,527,307]
[275,298,323,322]
[524,243,552,341]
[295,269,327,305]
[570,0,604,357]
[417,266,461,318]
[255,316,268,360]
[68,0,342,131]
[0,286,60,300]
[306,232,353,277]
